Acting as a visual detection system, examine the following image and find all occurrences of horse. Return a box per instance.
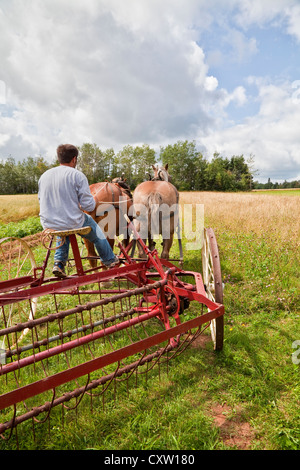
[133,164,179,259]
[84,178,133,267]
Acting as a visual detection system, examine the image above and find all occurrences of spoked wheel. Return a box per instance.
[202,228,224,350]
[0,237,38,348]
[0,237,37,280]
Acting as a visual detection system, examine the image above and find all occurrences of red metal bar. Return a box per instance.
[0,278,168,337]
[0,304,166,376]
[0,344,175,434]
[69,234,85,276]
[0,305,224,410]
[0,276,34,293]
[194,272,207,297]
[0,262,147,306]
[174,286,220,311]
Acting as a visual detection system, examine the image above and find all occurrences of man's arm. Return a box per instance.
[77,173,96,212]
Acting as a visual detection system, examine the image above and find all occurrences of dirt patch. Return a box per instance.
[190,334,211,349]
[211,403,255,450]
[23,232,43,247]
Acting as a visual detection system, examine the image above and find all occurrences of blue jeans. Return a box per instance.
[54,213,116,266]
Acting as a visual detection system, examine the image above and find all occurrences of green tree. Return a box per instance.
[18,157,39,193]
[160,140,201,190]
[204,153,235,191]
[103,148,116,180]
[78,143,112,183]
[247,154,258,190]
[132,144,156,187]
[114,144,156,188]
[204,153,252,191]
[0,157,20,194]
[18,156,54,193]
[194,153,208,190]
[115,145,135,187]
[228,155,251,190]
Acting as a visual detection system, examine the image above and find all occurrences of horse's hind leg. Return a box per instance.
[148,229,156,252]
[161,214,175,259]
[161,234,173,259]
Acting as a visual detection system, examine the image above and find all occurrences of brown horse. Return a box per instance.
[85,178,133,266]
[133,164,179,259]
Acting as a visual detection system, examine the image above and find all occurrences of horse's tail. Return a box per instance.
[147,192,162,236]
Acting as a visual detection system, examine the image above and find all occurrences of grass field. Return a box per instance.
[252,189,300,196]
[0,194,40,223]
[0,190,299,450]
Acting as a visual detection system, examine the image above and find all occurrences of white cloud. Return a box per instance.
[204,76,219,92]
[0,0,218,159]
[223,28,258,63]
[234,0,300,47]
[285,4,300,43]
[232,86,248,106]
[234,0,294,28]
[201,79,300,181]
[0,0,299,182]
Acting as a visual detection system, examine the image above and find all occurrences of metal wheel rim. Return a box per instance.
[202,228,224,350]
[0,237,38,349]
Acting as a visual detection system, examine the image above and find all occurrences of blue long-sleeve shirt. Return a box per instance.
[38,165,95,230]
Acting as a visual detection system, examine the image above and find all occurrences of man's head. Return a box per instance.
[57,144,78,165]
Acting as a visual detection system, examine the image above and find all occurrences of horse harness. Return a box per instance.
[94,182,133,220]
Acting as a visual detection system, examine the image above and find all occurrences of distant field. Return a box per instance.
[0,189,299,224]
[252,189,300,196]
[179,190,299,240]
[0,194,39,223]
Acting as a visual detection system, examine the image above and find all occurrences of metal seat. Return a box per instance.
[45,226,91,237]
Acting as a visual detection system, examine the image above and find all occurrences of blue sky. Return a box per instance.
[0,0,300,183]
[199,20,300,130]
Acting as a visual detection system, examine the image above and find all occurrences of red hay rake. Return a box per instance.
[0,220,224,440]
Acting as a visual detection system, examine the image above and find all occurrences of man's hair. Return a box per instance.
[57,144,78,163]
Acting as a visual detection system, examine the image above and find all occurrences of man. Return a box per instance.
[38,144,119,278]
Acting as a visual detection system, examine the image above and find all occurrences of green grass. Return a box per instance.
[252,189,300,196]
[0,191,299,450]
[0,216,42,239]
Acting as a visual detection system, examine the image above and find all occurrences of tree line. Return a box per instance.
[0,140,297,194]
[254,177,300,190]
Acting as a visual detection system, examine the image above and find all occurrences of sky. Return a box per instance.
[0,0,300,183]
